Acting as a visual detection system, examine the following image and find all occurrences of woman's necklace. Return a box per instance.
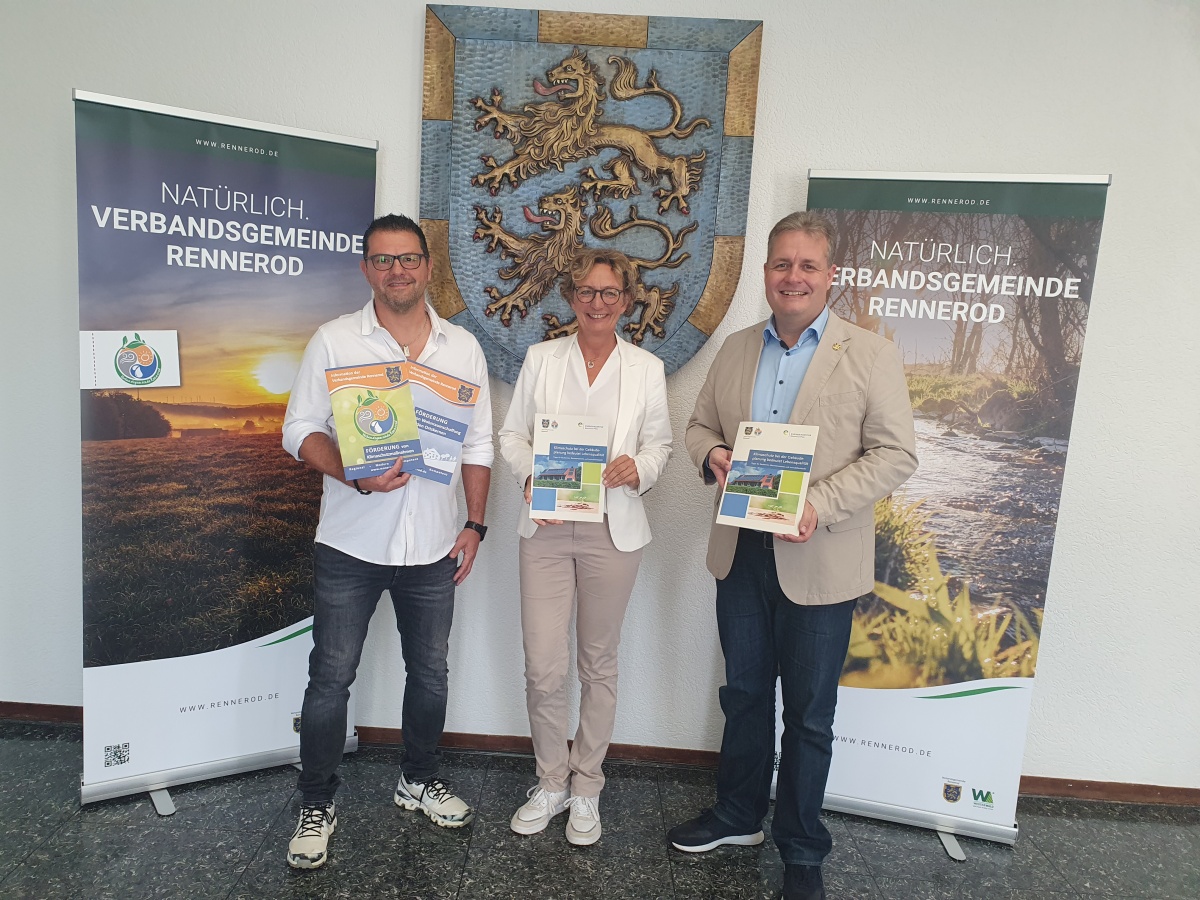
[582,340,615,370]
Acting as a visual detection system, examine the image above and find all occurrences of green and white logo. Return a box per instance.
[114,333,161,386]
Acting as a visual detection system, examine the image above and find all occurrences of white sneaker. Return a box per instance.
[564,794,601,845]
[394,773,474,828]
[286,801,336,869]
[510,785,569,835]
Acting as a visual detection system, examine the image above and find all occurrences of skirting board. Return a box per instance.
[4,704,1198,807]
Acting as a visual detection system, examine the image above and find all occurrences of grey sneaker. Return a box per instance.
[564,794,601,845]
[510,785,569,835]
[394,773,474,828]
[286,801,336,869]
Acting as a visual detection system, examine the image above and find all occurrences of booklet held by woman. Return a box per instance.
[716,422,819,535]
[529,415,609,523]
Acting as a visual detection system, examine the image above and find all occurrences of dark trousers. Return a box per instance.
[713,530,856,866]
[297,542,457,802]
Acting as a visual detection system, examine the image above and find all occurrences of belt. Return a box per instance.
[738,528,775,551]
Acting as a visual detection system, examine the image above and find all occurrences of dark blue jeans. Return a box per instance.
[297,542,457,802]
[713,530,856,866]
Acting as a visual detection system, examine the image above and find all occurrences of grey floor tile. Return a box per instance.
[459,845,674,899]
[847,816,1073,893]
[657,764,718,826]
[2,725,1198,900]
[668,856,781,900]
[821,871,885,900]
[78,763,297,832]
[874,877,961,899]
[0,733,82,810]
[1020,802,1200,898]
[231,794,469,899]
[1,819,252,899]
[671,854,879,900]
[0,721,82,751]
[876,877,1080,898]
[0,727,83,880]
[0,806,74,886]
[472,755,668,864]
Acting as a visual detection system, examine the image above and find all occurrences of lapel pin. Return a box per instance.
[832,342,842,351]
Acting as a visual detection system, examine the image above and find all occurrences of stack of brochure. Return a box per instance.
[325,360,481,482]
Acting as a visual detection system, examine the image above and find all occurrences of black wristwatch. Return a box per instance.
[464,520,488,541]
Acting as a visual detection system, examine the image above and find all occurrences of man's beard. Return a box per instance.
[377,289,423,315]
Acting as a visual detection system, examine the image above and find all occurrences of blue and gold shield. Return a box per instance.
[943,783,962,803]
[421,6,762,381]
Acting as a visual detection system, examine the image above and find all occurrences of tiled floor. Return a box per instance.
[2,722,1197,899]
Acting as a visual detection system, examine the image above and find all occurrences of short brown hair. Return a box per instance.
[767,211,836,267]
[559,248,641,315]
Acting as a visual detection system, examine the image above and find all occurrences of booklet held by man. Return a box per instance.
[529,414,609,523]
[325,362,423,480]
[716,422,819,535]
[402,361,482,485]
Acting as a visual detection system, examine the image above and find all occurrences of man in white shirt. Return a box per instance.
[281,214,493,870]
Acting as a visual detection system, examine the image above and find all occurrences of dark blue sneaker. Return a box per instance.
[784,863,825,900]
[668,808,764,852]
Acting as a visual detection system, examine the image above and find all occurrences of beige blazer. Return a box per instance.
[499,334,672,552]
[685,313,917,605]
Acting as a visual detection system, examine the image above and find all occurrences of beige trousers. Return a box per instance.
[518,520,643,797]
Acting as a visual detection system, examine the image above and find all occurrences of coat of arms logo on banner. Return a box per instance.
[420,5,762,381]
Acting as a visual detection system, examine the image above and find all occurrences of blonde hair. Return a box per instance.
[767,211,836,267]
[559,248,640,315]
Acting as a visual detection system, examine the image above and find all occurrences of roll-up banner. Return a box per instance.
[774,172,1109,844]
[75,92,377,803]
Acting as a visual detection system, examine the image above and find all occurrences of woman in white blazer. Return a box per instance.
[499,248,672,846]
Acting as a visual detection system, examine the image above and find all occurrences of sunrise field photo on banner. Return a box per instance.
[77,96,376,668]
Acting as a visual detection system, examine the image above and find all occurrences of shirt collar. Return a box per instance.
[763,306,830,350]
[360,297,445,348]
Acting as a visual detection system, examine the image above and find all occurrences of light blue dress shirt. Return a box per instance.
[750,306,830,423]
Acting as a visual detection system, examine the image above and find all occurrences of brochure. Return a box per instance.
[403,360,482,485]
[324,362,422,480]
[529,414,609,523]
[715,422,819,535]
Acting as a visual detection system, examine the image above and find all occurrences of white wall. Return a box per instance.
[2,0,1197,790]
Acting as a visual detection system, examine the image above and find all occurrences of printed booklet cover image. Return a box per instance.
[530,414,609,523]
[325,361,422,480]
[716,422,819,535]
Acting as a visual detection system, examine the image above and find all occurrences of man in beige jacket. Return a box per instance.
[669,212,917,900]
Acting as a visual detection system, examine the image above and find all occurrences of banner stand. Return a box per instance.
[75,91,376,806]
[823,792,1017,846]
[80,734,358,807]
[765,171,1109,852]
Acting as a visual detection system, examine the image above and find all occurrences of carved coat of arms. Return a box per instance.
[420,6,762,381]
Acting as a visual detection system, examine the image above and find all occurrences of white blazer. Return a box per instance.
[499,334,672,552]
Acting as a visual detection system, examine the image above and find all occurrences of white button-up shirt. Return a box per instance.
[282,298,493,566]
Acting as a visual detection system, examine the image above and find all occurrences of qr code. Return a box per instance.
[104,743,130,767]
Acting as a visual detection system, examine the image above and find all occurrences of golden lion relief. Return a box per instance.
[469,47,711,344]
[471,48,709,216]
[474,187,697,344]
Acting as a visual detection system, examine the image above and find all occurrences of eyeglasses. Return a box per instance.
[368,253,427,271]
[573,287,624,305]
